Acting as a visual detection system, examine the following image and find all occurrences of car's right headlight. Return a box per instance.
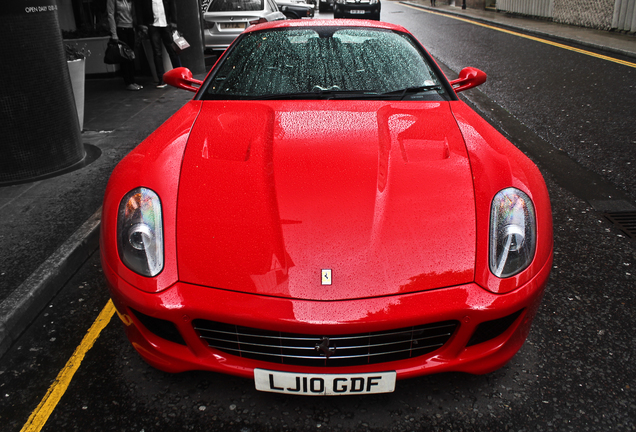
[489,188,536,278]
[117,187,164,277]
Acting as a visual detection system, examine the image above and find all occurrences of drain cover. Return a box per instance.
[604,212,636,239]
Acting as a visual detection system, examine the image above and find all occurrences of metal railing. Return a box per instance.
[496,0,553,18]
[496,0,635,32]
[613,0,636,32]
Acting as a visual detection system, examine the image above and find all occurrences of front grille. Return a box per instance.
[193,320,459,367]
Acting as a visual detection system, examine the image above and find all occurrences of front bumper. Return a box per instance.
[103,252,551,380]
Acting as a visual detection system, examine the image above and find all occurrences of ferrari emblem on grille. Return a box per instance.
[315,336,336,358]
[321,269,332,285]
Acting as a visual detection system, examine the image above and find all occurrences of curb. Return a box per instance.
[0,208,102,358]
[401,2,636,61]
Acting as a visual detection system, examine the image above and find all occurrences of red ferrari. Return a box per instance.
[100,19,553,395]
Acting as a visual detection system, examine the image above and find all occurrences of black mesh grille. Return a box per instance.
[193,320,459,367]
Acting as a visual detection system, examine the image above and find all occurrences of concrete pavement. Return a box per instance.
[1,8,634,358]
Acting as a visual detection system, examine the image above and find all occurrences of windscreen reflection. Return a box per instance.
[203,27,448,100]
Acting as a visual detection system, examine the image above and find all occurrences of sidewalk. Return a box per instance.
[1,9,635,358]
[0,76,194,357]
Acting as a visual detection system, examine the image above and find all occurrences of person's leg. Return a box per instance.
[159,26,182,69]
[148,26,166,85]
[117,27,137,87]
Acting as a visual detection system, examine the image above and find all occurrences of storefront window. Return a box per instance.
[57,0,110,38]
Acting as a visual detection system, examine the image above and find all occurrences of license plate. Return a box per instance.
[349,9,366,13]
[254,369,396,395]
[220,22,246,29]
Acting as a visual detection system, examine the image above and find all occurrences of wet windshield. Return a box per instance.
[201,27,450,101]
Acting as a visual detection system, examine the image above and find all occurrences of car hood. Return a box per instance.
[176,101,476,301]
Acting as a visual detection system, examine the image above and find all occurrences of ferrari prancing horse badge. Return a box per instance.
[321,269,332,285]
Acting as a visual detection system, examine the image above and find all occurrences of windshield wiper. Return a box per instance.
[381,85,443,100]
[260,85,424,100]
[238,85,443,101]
[253,89,382,101]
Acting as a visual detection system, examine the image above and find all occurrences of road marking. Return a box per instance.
[20,299,116,432]
[402,5,636,69]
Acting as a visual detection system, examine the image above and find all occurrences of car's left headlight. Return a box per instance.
[489,188,536,278]
[117,187,164,277]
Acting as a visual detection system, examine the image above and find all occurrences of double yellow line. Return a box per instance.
[405,5,636,68]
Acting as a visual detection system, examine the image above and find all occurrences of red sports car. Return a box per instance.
[100,19,553,395]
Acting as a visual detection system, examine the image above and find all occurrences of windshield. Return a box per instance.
[207,0,264,12]
[201,27,451,101]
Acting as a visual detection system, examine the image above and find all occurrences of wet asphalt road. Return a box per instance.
[389,3,636,205]
[2,3,636,431]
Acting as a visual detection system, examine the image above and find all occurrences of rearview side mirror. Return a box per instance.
[163,67,203,93]
[450,67,487,93]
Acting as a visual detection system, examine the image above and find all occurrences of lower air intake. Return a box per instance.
[466,309,524,347]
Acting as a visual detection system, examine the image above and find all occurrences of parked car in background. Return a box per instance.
[275,0,315,19]
[318,0,334,12]
[333,0,380,20]
[203,0,286,51]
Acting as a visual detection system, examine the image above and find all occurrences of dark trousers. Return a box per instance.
[117,27,136,85]
[148,25,182,83]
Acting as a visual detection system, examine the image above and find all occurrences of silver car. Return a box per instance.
[276,0,315,20]
[203,0,286,51]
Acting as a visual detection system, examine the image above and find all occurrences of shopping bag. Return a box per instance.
[172,31,190,54]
